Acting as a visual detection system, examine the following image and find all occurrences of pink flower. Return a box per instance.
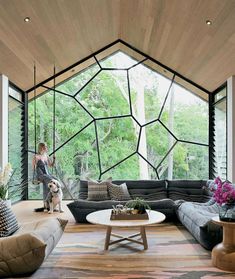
[212,177,235,206]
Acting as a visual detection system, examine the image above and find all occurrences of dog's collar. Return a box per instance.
[52,189,59,194]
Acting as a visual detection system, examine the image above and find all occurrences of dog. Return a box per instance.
[45,179,64,214]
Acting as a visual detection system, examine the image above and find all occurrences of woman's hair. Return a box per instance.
[38,142,47,154]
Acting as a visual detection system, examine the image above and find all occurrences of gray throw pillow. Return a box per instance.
[87,177,112,201]
[0,200,19,237]
[108,182,131,201]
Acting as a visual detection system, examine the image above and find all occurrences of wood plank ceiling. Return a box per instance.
[0,0,235,92]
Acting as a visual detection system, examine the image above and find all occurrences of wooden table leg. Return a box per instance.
[104,226,112,250]
[140,226,148,250]
[212,226,235,271]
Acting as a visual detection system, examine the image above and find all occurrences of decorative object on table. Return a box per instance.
[209,177,235,222]
[110,204,149,220]
[125,197,151,214]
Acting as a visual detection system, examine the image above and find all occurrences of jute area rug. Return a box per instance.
[14,222,235,279]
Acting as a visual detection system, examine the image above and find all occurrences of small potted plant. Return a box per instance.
[0,163,14,206]
[125,197,151,214]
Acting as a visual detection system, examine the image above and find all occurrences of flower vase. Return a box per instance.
[219,204,235,222]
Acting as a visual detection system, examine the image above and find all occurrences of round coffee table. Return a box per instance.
[212,216,235,271]
[86,209,165,250]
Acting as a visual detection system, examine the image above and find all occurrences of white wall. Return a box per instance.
[0,74,9,170]
[227,76,235,182]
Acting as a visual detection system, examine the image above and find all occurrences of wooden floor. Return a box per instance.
[12,200,75,224]
[10,201,235,279]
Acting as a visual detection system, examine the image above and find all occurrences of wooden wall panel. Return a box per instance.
[0,0,235,92]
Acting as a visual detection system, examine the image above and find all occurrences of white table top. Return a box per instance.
[86,209,166,227]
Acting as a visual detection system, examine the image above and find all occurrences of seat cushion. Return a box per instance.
[67,198,175,223]
[176,202,222,250]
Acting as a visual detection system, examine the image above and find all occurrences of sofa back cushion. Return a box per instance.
[79,179,167,200]
[79,178,112,200]
[108,182,131,200]
[167,180,209,202]
[79,180,89,199]
[112,180,167,200]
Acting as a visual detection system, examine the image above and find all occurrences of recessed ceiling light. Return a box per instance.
[206,20,212,25]
[24,17,30,22]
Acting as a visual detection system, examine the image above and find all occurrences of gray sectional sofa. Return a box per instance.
[67,179,222,250]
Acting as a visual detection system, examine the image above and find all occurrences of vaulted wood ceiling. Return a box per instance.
[1,0,235,92]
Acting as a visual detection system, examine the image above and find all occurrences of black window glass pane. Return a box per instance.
[97,117,139,173]
[8,96,24,202]
[129,63,172,125]
[56,62,100,96]
[214,97,227,179]
[99,51,139,69]
[77,70,130,118]
[214,87,226,102]
[28,89,53,154]
[139,120,176,170]
[160,83,209,144]
[158,142,209,180]
[101,154,156,180]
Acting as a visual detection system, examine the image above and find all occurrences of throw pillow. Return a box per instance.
[87,177,112,201]
[0,200,19,237]
[108,182,131,201]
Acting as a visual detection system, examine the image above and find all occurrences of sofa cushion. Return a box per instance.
[87,177,111,201]
[0,218,67,277]
[79,179,168,200]
[108,180,167,200]
[0,200,19,237]
[167,180,209,202]
[67,197,175,223]
[108,182,131,200]
[176,201,222,250]
[79,178,112,200]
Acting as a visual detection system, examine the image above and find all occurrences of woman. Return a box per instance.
[32,142,57,211]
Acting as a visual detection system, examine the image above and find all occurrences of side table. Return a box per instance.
[211,216,235,271]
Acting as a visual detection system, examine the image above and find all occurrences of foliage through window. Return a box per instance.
[27,43,209,199]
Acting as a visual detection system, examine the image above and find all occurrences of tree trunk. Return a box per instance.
[136,83,149,179]
[167,84,175,179]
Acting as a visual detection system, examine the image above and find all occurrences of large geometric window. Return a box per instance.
[27,42,209,199]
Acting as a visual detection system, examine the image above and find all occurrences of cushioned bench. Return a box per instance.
[0,218,67,277]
